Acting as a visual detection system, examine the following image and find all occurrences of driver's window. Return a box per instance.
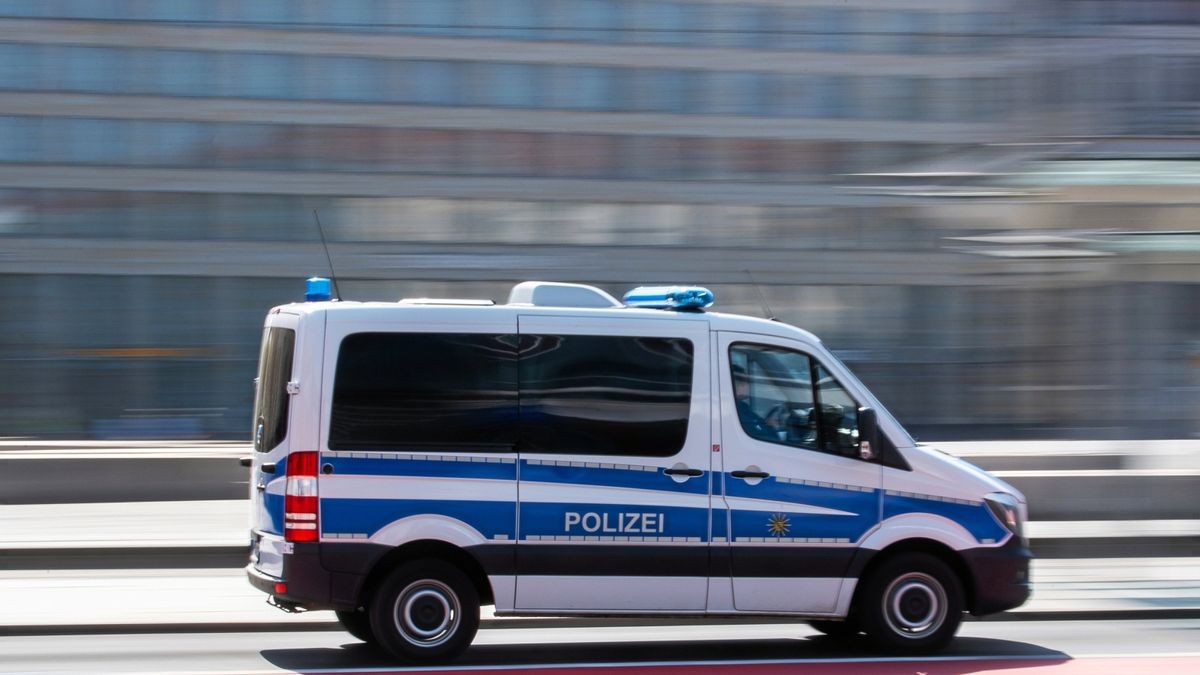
[730,344,816,450]
[730,343,862,459]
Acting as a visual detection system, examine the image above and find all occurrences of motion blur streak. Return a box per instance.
[0,2,1197,443]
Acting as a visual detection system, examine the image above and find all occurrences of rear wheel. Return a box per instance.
[859,552,963,653]
[336,609,375,644]
[368,559,479,663]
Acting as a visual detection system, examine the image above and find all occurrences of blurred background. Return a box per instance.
[0,0,1197,442]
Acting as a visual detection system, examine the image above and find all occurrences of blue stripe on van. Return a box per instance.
[324,455,517,481]
[884,493,1009,543]
[728,508,876,542]
[723,475,879,516]
[519,460,709,495]
[263,492,284,534]
[723,475,879,543]
[520,501,709,541]
[711,508,728,540]
[321,498,516,540]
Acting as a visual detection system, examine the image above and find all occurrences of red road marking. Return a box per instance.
[307,655,1200,675]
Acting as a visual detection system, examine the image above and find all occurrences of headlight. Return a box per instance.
[984,492,1024,542]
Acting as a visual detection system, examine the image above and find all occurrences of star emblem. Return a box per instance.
[767,513,790,537]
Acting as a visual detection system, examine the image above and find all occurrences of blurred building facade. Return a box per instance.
[0,0,1196,439]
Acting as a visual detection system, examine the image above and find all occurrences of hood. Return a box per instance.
[897,444,1026,504]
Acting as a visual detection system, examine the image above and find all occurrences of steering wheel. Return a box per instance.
[765,403,791,430]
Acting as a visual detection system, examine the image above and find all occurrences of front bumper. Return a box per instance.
[962,535,1033,615]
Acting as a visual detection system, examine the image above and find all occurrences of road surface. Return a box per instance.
[2,619,1199,674]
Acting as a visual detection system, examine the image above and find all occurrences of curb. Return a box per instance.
[0,546,249,571]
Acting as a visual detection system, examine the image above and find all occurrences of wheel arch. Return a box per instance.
[358,539,495,610]
[851,538,976,615]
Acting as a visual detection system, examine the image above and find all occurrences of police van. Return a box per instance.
[246,279,1030,662]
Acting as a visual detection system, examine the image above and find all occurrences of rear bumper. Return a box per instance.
[246,541,337,610]
[962,536,1033,615]
[247,537,388,612]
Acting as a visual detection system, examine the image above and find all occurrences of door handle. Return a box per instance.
[260,462,276,474]
[664,467,703,477]
[239,457,252,468]
[731,470,770,479]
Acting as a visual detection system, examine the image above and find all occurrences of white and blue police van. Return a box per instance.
[246,279,1030,662]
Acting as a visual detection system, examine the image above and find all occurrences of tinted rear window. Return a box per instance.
[253,327,294,452]
[330,333,518,451]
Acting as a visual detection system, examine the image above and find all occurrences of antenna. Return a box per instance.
[312,209,341,300]
[745,269,776,321]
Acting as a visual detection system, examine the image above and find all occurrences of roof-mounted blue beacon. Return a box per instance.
[305,277,332,302]
[623,285,715,311]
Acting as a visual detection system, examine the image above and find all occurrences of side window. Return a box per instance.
[730,343,862,459]
[519,335,694,456]
[329,333,517,451]
[253,327,295,452]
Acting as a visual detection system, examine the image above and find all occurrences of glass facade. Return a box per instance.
[0,1,1196,440]
[0,44,1019,121]
[0,116,950,178]
[0,2,1009,52]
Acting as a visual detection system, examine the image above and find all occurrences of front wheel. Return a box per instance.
[368,559,480,663]
[859,552,963,653]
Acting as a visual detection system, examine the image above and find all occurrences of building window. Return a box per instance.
[0,44,40,91]
[473,62,540,108]
[549,66,618,110]
[0,116,38,163]
[404,60,462,106]
[466,0,540,40]
[223,53,296,99]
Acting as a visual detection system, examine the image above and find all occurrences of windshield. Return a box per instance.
[826,348,915,447]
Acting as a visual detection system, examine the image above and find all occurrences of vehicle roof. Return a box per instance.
[271,300,823,346]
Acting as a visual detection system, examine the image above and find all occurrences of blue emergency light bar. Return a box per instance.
[305,277,332,302]
[623,285,715,310]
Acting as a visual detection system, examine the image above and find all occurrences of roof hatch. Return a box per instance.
[506,281,622,308]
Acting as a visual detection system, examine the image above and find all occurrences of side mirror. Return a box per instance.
[857,407,879,461]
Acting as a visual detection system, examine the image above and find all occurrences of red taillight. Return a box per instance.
[284,451,319,543]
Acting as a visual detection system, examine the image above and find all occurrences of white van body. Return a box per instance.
[246,282,1030,662]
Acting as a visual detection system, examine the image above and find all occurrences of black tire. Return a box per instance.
[335,609,375,644]
[809,618,860,640]
[859,552,963,653]
[368,559,480,663]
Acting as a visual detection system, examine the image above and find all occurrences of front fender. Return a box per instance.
[858,512,997,553]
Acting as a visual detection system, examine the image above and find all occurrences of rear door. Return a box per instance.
[715,331,882,614]
[249,311,304,578]
[514,314,712,612]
